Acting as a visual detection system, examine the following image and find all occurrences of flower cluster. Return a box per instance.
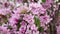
[0,0,60,34]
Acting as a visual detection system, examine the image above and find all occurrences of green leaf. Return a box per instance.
[38,27,44,32]
[34,16,40,27]
[42,0,46,2]
[34,16,44,32]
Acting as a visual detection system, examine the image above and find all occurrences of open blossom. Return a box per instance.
[23,14,34,24]
[40,15,52,26]
[29,3,46,15]
[42,0,53,9]
[13,5,29,14]
[19,22,39,34]
[56,25,60,34]
[0,8,11,15]
[46,0,53,4]
[8,14,20,26]
[25,24,39,34]
[20,21,27,26]
[19,26,26,34]
[18,21,27,34]
[0,26,10,34]
[42,3,51,9]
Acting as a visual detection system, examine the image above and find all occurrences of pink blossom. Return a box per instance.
[29,3,46,15]
[23,14,34,24]
[40,15,52,26]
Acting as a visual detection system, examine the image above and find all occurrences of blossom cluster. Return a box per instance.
[0,0,60,34]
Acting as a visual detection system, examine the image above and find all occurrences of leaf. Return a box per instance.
[38,27,44,32]
[34,16,40,27]
[42,0,46,2]
[34,16,44,32]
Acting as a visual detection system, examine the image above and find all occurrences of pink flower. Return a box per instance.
[8,14,20,26]
[0,26,10,34]
[42,0,53,9]
[29,3,46,15]
[57,26,60,34]
[40,15,52,26]
[0,8,11,15]
[20,21,27,26]
[13,5,29,14]
[23,14,34,24]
